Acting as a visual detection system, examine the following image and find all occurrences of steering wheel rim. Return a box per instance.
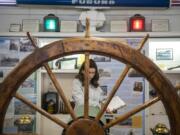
[0,37,180,135]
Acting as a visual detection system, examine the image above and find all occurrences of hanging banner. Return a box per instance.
[17,0,170,8]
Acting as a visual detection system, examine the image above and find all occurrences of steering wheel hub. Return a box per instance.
[64,118,105,135]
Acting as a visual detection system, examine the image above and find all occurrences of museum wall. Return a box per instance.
[0,5,180,135]
[0,6,180,32]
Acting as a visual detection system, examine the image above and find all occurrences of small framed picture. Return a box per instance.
[61,21,77,33]
[0,38,10,51]
[4,116,14,129]
[91,55,111,62]
[22,19,40,32]
[100,85,108,96]
[0,53,19,67]
[98,68,111,78]
[54,58,77,69]
[19,38,35,52]
[156,48,173,60]
[133,81,143,92]
[110,20,128,32]
[14,95,36,115]
[42,92,59,114]
[151,19,169,32]
[18,78,35,94]
[9,39,19,51]
[9,24,21,32]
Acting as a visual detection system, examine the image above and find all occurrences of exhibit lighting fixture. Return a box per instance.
[43,14,60,32]
[130,14,145,32]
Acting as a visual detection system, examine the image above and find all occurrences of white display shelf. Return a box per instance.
[163,70,180,74]
[0,67,14,70]
[0,32,180,38]
[40,69,79,74]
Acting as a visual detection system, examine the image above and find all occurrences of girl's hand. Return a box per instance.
[106,108,112,113]
[101,103,113,113]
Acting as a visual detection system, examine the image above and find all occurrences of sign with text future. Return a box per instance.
[17,0,170,8]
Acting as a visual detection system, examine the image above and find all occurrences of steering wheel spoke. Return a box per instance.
[84,53,90,118]
[28,32,77,120]
[43,63,77,120]
[95,65,131,121]
[14,92,68,128]
[103,97,160,129]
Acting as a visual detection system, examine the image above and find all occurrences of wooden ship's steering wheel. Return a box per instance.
[0,19,180,135]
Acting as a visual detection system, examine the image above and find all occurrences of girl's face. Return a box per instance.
[83,68,96,81]
[88,68,96,80]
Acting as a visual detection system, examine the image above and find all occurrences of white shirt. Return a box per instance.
[72,79,105,108]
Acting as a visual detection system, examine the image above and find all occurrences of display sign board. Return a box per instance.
[17,0,170,8]
[151,19,169,32]
[9,24,21,32]
[22,19,40,32]
[61,21,77,33]
[110,20,128,32]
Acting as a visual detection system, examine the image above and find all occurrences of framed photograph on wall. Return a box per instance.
[0,53,19,67]
[91,55,111,62]
[0,38,10,52]
[133,81,143,92]
[53,57,77,69]
[98,68,111,78]
[100,85,108,96]
[18,73,36,94]
[110,20,128,32]
[9,39,19,52]
[22,19,40,32]
[9,24,21,32]
[14,95,36,115]
[19,38,34,52]
[151,19,169,32]
[3,116,16,132]
[156,48,173,60]
[61,21,77,33]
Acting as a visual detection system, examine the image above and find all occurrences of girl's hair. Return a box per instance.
[75,59,99,88]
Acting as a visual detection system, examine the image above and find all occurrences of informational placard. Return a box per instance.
[151,19,169,32]
[9,24,21,32]
[110,20,128,32]
[22,19,40,32]
[61,21,77,33]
